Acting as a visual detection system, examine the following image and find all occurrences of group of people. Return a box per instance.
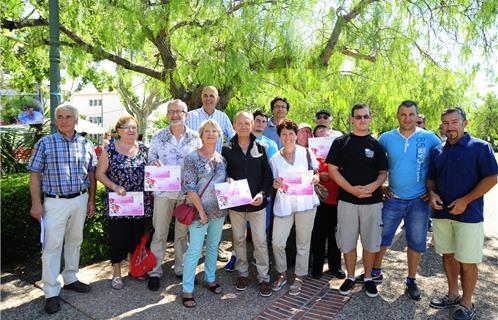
[29,86,497,320]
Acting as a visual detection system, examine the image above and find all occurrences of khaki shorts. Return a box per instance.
[433,219,484,264]
[336,201,383,254]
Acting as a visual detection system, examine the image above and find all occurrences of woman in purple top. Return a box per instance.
[96,116,152,290]
[181,119,227,308]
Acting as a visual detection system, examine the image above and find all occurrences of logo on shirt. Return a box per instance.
[365,148,374,158]
[415,137,426,182]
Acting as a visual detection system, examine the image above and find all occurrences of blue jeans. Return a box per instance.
[381,197,431,253]
[182,217,225,293]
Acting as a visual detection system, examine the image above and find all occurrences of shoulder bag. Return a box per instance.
[173,174,215,225]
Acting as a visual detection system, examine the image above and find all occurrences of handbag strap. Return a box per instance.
[199,174,216,198]
[305,148,313,171]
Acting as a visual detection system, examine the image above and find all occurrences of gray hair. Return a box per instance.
[167,99,188,113]
[55,103,79,119]
[233,111,253,124]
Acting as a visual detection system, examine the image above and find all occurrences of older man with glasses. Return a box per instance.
[147,99,202,291]
[315,109,342,137]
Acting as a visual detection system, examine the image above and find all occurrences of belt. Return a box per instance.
[45,190,87,199]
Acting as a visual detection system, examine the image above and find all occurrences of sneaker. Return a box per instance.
[148,276,160,291]
[406,281,421,300]
[111,276,124,290]
[430,294,462,309]
[224,255,237,272]
[452,304,476,320]
[271,274,287,291]
[259,281,272,297]
[235,276,248,291]
[329,269,346,279]
[339,279,355,295]
[355,272,383,284]
[44,296,60,314]
[364,280,378,297]
[289,277,302,296]
[63,280,91,293]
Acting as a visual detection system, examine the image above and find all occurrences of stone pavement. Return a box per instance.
[2,186,497,319]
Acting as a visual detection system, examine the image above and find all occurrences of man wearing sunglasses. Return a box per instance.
[327,103,388,298]
[362,100,441,301]
[315,109,342,137]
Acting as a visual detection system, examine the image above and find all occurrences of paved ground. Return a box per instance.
[2,185,497,319]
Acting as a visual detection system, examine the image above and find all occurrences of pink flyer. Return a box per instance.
[214,179,253,210]
[144,165,181,191]
[308,136,336,158]
[280,171,314,196]
[109,192,144,216]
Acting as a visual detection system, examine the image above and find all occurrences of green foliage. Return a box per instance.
[0,173,109,266]
[0,127,45,175]
[468,92,498,150]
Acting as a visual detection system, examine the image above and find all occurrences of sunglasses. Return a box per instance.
[416,121,423,124]
[353,115,370,120]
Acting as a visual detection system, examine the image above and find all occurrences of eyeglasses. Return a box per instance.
[167,110,185,115]
[353,115,371,120]
[316,115,329,120]
[119,126,138,131]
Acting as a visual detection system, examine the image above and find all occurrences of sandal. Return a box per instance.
[182,296,197,308]
[204,282,223,294]
[111,276,124,290]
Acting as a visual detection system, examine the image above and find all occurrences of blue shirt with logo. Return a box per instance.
[379,128,441,199]
[427,133,498,223]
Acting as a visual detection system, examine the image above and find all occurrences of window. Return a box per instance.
[88,99,102,106]
[88,116,102,125]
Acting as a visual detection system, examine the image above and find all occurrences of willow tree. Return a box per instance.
[2,1,496,133]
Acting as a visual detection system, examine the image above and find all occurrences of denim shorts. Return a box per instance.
[381,197,431,253]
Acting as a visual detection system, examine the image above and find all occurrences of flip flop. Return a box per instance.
[182,296,196,308]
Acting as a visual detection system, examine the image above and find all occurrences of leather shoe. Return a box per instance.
[148,276,160,291]
[329,269,346,279]
[406,281,421,300]
[44,296,60,314]
[63,280,91,293]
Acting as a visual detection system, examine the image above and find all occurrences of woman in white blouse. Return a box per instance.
[269,119,320,296]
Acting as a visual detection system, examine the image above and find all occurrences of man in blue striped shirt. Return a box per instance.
[185,86,235,152]
[29,104,97,314]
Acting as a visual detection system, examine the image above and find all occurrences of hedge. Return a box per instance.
[1,173,109,266]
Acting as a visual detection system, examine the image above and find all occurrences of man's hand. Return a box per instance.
[87,200,96,218]
[30,202,44,221]
[351,186,372,199]
[273,177,283,189]
[381,185,394,199]
[448,198,468,215]
[420,192,430,202]
[251,193,264,206]
[429,191,444,210]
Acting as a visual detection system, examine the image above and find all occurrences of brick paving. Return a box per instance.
[256,272,351,320]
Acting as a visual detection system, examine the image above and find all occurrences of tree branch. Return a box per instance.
[2,18,167,81]
[319,0,378,66]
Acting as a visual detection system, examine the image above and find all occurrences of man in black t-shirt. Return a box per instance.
[326,103,388,299]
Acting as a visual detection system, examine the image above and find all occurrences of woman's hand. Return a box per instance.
[273,177,283,189]
[227,177,234,184]
[152,159,162,167]
[113,185,126,196]
[199,211,208,224]
[312,174,320,185]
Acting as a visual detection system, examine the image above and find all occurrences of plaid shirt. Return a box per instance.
[29,132,97,195]
[185,107,235,152]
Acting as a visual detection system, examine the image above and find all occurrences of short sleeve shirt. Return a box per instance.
[427,133,498,223]
[379,128,441,199]
[326,133,388,204]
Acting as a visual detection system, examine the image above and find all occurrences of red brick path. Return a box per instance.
[255,273,351,320]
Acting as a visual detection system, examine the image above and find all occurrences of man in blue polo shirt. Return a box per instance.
[263,96,289,149]
[357,100,440,300]
[427,107,497,320]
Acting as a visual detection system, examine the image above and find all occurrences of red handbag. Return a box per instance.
[130,232,156,278]
[173,174,215,225]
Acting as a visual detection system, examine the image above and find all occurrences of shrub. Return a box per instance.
[1,173,109,266]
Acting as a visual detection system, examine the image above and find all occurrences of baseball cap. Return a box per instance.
[298,123,312,131]
[315,109,331,118]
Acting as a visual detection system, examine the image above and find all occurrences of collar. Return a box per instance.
[444,132,470,149]
[268,118,277,127]
[230,133,257,144]
[56,131,78,142]
[200,106,217,117]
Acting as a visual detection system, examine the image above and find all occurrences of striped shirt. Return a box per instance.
[185,107,235,152]
[28,132,97,195]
